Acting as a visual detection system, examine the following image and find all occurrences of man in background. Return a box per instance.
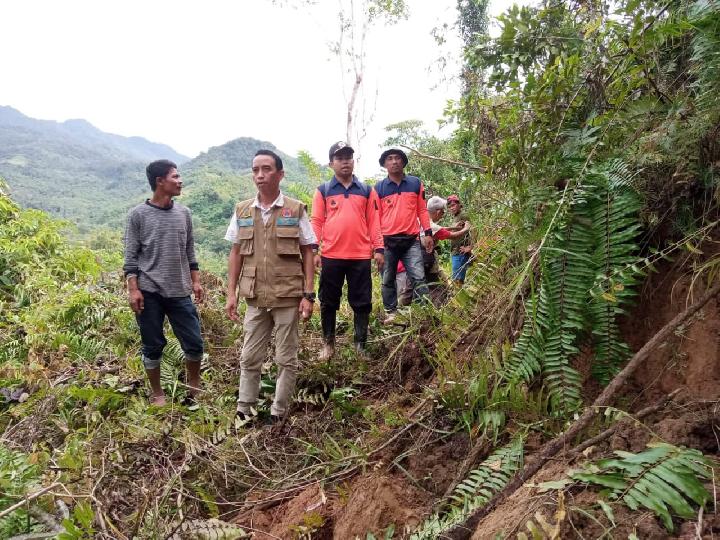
[225,150,316,424]
[447,194,473,285]
[123,159,204,407]
[396,196,471,305]
[311,141,384,358]
[426,195,471,284]
[375,148,433,324]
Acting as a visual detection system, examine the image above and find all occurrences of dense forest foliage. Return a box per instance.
[0,106,187,231]
[1,0,720,537]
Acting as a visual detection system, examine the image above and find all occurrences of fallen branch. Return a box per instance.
[28,505,63,533]
[569,388,681,457]
[399,145,486,172]
[0,483,61,520]
[441,282,720,540]
[434,437,491,513]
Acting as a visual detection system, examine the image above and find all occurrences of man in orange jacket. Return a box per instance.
[311,142,384,358]
[375,148,433,324]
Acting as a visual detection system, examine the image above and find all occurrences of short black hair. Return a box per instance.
[254,149,283,171]
[146,159,177,191]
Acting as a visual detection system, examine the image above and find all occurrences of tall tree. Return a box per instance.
[331,0,409,154]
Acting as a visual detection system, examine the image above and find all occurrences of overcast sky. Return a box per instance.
[1,0,522,176]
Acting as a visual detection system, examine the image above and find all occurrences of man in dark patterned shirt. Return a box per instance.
[123,159,204,406]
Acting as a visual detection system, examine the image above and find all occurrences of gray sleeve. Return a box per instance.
[186,209,199,271]
[122,210,141,276]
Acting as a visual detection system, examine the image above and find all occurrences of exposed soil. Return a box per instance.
[332,474,433,539]
[622,259,720,406]
[468,249,720,539]
[235,473,433,539]
[231,250,720,540]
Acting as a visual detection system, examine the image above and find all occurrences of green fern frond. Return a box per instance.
[164,338,186,364]
[168,518,249,539]
[410,437,524,539]
[502,295,543,383]
[503,159,643,408]
[689,0,720,112]
[295,386,329,406]
[570,442,713,531]
[588,162,643,383]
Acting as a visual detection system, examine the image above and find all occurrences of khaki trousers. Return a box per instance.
[237,305,299,416]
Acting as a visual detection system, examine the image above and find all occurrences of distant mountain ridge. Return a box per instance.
[185,136,307,183]
[0,106,314,270]
[0,106,188,164]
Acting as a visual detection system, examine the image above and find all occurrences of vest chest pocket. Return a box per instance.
[276,226,300,255]
[235,221,254,255]
[238,265,256,298]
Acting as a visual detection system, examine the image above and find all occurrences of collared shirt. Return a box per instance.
[374,175,432,237]
[310,175,383,259]
[225,192,316,245]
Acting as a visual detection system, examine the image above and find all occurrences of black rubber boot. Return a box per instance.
[353,311,370,348]
[320,305,337,344]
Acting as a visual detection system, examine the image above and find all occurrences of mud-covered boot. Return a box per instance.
[319,340,335,360]
[353,311,370,356]
[319,306,336,360]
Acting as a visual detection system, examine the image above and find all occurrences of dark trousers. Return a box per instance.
[135,291,204,369]
[319,257,372,344]
[382,240,429,312]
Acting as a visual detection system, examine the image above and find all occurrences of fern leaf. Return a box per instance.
[411,436,524,539]
[570,443,712,531]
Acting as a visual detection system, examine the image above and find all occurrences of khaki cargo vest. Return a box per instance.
[234,196,305,308]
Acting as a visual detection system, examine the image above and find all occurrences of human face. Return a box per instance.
[252,155,284,194]
[429,208,444,222]
[383,153,405,175]
[156,168,182,196]
[330,151,354,179]
[448,200,461,216]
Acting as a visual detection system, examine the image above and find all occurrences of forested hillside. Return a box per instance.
[0,106,187,232]
[1,0,720,538]
[0,108,315,268]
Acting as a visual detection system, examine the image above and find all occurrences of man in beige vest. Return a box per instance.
[225,149,316,424]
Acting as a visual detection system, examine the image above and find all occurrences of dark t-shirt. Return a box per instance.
[449,212,471,254]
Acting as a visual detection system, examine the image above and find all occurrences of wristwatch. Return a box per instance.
[302,292,316,302]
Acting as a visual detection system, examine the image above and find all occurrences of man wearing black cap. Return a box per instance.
[375,148,433,324]
[311,142,384,358]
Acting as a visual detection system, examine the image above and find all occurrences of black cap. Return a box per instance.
[379,148,408,167]
[329,141,354,161]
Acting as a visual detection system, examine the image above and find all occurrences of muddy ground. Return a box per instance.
[230,257,720,539]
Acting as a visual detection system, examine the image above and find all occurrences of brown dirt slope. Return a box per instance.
[233,255,720,539]
[470,255,720,539]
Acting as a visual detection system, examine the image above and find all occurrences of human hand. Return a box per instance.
[374,252,385,273]
[129,289,144,314]
[225,296,239,321]
[460,221,471,233]
[421,235,434,253]
[193,282,204,304]
[460,245,473,254]
[299,298,313,321]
